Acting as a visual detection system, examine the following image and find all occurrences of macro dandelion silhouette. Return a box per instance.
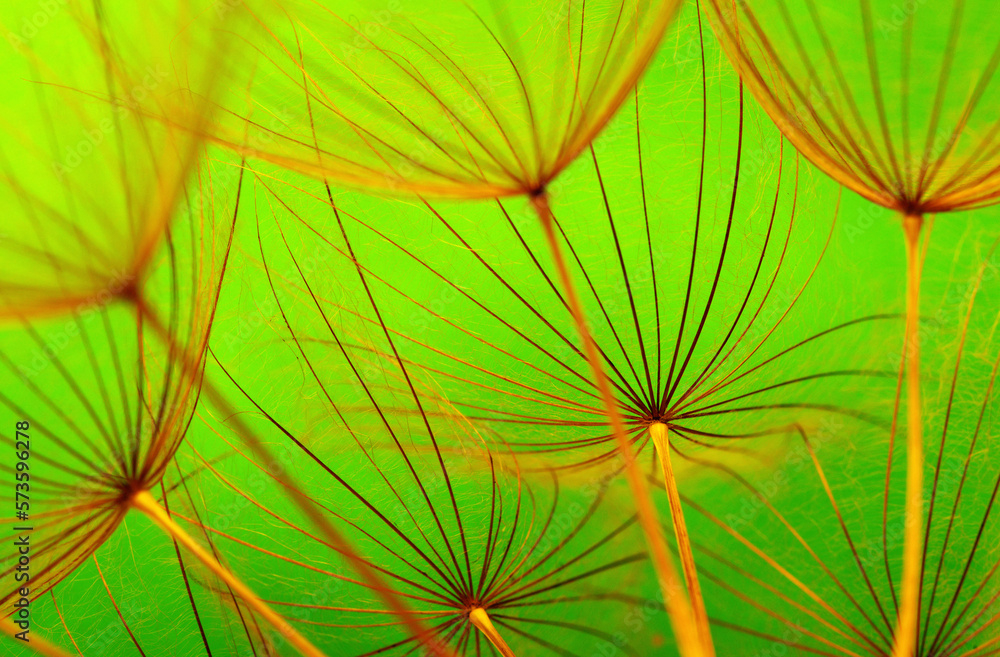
[1,0,998,656]
[198,1,721,651]
[219,12,905,654]
[702,3,1000,652]
[0,3,342,654]
[688,235,1000,657]
[202,265,665,654]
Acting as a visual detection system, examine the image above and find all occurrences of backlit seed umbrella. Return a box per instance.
[199,1,704,649]
[701,2,1000,651]
[0,0,232,320]
[205,241,667,656]
[223,16,898,652]
[687,235,1000,657]
[0,151,279,655]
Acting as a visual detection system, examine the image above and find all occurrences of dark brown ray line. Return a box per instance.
[668,427,767,459]
[527,431,648,474]
[475,472,543,602]
[500,592,651,609]
[74,308,126,469]
[913,0,965,199]
[663,3,710,416]
[480,471,548,604]
[694,314,900,403]
[250,179,596,412]
[261,205,465,597]
[675,143,785,407]
[475,449,502,602]
[303,189,597,402]
[455,622,473,657]
[493,533,643,609]
[213,353,457,604]
[935,559,1000,657]
[682,370,890,416]
[494,614,643,657]
[93,553,147,657]
[421,199,618,400]
[21,322,118,462]
[322,192,474,598]
[491,618,575,657]
[173,461,264,657]
[710,619,846,657]
[920,240,999,653]
[679,164,838,415]
[99,304,137,469]
[683,494,878,646]
[859,0,904,196]
[800,0,896,186]
[162,481,213,657]
[632,87,662,401]
[353,616,462,657]
[680,401,885,428]
[138,227,183,482]
[172,497,457,611]
[664,81,744,409]
[926,358,1000,655]
[547,201,649,412]
[297,71,472,594]
[673,443,892,651]
[0,385,106,478]
[0,505,119,591]
[697,550,877,656]
[588,144,656,409]
[188,438,457,613]
[330,332,601,419]
[199,369,463,604]
[494,197,568,310]
[801,429,896,638]
[489,483,618,603]
[734,2,889,195]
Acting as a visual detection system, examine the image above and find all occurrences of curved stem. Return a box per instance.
[891,213,924,657]
[130,489,328,657]
[650,422,712,649]
[134,299,457,657]
[532,194,710,657]
[468,608,516,657]
[0,618,73,657]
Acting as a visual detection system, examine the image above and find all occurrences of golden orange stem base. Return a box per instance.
[891,214,924,657]
[0,617,73,657]
[131,490,328,657]
[532,194,709,657]
[469,608,516,657]
[650,422,713,653]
